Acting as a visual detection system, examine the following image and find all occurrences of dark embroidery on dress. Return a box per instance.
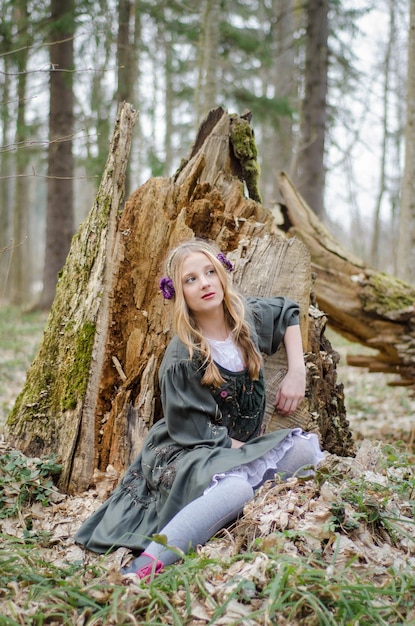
[121,469,154,508]
[209,368,265,441]
[153,445,174,462]
[158,463,177,488]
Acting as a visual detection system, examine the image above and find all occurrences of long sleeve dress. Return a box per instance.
[74,296,317,555]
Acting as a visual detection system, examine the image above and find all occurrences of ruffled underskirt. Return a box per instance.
[205,428,325,493]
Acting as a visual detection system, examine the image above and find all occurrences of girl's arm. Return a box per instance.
[274,324,306,416]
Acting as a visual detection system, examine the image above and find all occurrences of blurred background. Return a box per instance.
[0,0,413,310]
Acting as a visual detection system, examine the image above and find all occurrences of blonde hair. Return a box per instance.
[165,239,262,386]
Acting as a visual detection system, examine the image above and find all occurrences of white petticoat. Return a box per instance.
[205,428,325,493]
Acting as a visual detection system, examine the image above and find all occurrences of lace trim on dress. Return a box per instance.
[204,430,325,493]
[207,334,245,372]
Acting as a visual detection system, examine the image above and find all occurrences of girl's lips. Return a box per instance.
[202,292,215,299]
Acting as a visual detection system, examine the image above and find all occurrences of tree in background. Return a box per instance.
[39,0,75,309]
[117,0,139,197]
[397,0,415,283]
[369,0,398,269]
[78,1,117,188]
[326,1,408,272]
[194,0,300,204]
[195,0,221,122]
[266,0,297,201]
[0,6,13,297]
[9,0,31,305]
[1,0,412,305]
[117,0,135,105]
[295,0,329,218]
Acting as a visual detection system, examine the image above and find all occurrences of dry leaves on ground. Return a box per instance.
[1,434,415,626]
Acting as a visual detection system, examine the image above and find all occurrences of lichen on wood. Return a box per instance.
[360,272,415,319]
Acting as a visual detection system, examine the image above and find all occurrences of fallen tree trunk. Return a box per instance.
[278,172,415,388]
[6,107,354,494]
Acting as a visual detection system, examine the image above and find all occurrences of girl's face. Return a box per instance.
[181,252,224,316]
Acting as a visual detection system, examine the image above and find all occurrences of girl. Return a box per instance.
[74,239,324,580]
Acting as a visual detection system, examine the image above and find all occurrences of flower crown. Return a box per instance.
[159,252,234,300]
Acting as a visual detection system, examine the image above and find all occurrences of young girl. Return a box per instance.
[74,239,324,580]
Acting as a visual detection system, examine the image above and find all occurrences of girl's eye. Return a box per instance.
[185,276,195,283]
[207,269,215,275]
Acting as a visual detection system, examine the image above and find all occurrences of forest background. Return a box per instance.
[2,2,415,622]
[1,0,415,313]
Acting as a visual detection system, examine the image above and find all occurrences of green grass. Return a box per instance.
[0,537,414,625]
[2,309,415,624]
[326,328,415,442]
[0,442,414,625]
[0,305,47,429]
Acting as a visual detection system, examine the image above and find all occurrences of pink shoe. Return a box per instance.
[135,558,164,580]
[122,552,164,584]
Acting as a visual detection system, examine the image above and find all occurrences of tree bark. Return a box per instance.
[229,236,353,455]
[295,0,328,217]
[194,0,220,123]
[39,0,75,309]
[117,0,137,196]
[0,21,13,299]
[268,0,297,195]
[279,170,415,386]
[397,0,415,283]
[7,107,354,494]
[9,0,31,306]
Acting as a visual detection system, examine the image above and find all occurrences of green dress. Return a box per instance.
[74,297,300,554]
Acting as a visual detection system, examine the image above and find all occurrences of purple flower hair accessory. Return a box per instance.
[159,276,176,299]
[217,253,234,272]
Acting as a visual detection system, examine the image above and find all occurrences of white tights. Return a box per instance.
[122,433,321,574]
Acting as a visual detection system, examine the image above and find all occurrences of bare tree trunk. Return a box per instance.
[117,0,134,103]
[397,0,415,283]
[163,20,174,175]
[7,107,353,495]
[0,26,13,298]
[39,0,75,309]
[260,0,296,205]
[117,0,138,196]
[295,0,328,217]
[369,0,395,269]
[194,0,220,123]
[9,0,30,306]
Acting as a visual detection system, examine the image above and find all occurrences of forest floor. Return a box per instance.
[1,305,415,624]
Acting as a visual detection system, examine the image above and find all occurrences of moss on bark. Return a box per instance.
[230,116,262,204]
[361,272,415,317]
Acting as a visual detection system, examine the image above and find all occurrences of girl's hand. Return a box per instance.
[274,366,306,416]
[275,324,306,416]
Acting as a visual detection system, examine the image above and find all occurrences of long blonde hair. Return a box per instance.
[164,239,262,386]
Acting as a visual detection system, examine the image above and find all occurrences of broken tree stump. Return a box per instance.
[6,107,354,494]
[6,102,139,490]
